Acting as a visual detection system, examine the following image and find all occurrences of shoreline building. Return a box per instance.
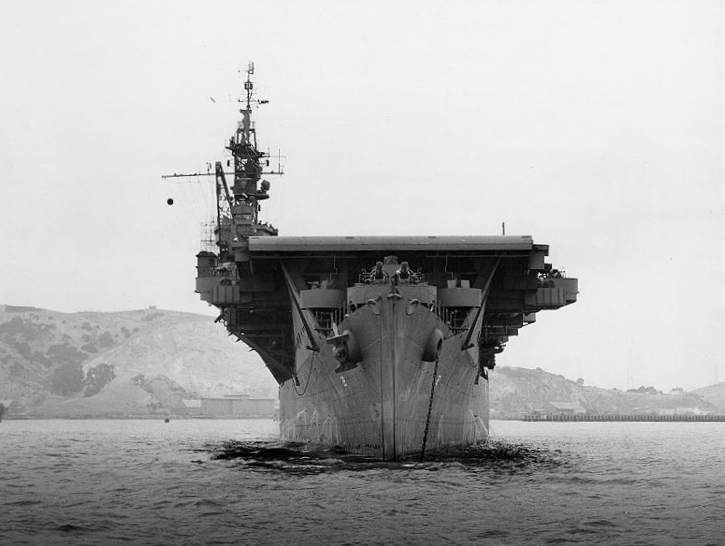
[200,394,276,418]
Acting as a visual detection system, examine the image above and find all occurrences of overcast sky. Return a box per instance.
[1,0,723,392]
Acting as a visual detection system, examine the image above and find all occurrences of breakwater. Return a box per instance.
[523,413,725,422]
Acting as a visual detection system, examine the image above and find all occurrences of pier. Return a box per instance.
[522,413,725,422]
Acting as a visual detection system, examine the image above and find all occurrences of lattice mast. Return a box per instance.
[214,61,279,262]
[162,61,283,257]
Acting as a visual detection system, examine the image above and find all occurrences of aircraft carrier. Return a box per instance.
[179,64,578,460]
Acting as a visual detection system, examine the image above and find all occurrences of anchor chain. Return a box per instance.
[420,357,439,462]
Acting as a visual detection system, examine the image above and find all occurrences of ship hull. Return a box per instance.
[279,293,489,460]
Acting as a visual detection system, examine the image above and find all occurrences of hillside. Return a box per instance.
[0,305,277,417]
[691,382,725,412]
[1,304,721,420]
[490,366,720,418]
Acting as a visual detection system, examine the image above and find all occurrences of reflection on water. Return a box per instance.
[210,439,570,477]
[1,419,724,546]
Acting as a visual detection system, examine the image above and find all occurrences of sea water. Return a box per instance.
[1,419,723,545]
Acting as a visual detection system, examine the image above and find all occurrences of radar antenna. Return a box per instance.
[162,62,284,255]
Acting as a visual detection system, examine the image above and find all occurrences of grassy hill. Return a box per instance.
[691,382,725,413]
[0,305,277,417]
[490,366,720,418]
[1,303,721,420]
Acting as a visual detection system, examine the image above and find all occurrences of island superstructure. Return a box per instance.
[185,65,578,460]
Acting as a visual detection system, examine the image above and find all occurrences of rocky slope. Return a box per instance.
[0,305,277,417]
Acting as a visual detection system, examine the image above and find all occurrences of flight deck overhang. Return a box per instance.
[248,235,539,254]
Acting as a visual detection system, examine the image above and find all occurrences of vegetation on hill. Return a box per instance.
[0,305,277,417]
[691,382,725,413]
[490,366,720,418]
[1,304,721,420]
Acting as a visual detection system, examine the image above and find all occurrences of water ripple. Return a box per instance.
[1,419,724,546]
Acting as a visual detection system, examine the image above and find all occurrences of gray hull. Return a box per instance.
[279,292,489,461]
